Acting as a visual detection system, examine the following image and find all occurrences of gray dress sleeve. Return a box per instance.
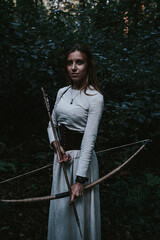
[76,93,104,178]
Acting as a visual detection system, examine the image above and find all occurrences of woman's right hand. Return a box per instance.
[52,142,71,163]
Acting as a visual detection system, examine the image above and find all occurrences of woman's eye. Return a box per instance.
[77,60,84,65]
[67,60,73,66]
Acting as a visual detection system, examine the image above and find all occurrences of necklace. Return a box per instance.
[70,89,80,104]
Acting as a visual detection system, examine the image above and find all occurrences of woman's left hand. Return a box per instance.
[70,183,84,204]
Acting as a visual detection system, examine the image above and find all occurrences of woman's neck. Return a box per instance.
[72,81,85,90]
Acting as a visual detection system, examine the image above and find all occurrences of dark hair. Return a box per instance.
[64,43,102,94]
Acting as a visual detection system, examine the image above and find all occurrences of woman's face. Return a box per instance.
[66,50,88,87]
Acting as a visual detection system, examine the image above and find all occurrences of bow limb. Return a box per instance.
[85,140,148,190]
[1,140,149,203]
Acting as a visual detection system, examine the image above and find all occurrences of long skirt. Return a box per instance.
[47,150,101,240]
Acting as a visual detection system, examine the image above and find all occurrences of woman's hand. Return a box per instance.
[52,142,71,163]
[58,146,71,163]
[70,183,84,204]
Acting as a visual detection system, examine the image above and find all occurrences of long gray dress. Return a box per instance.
[47,86,104,240]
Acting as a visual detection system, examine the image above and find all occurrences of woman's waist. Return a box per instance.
[58,124,84,151]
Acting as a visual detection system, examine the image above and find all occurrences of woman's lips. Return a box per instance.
[71,73,79,77]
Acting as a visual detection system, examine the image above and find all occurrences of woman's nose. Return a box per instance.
[72,62,77,71]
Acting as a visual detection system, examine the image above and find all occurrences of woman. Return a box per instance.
[47,43,104,240]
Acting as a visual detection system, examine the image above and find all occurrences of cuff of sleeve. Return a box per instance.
[47,128,55,144]
[50,141,54,149]
[75,175,88,184]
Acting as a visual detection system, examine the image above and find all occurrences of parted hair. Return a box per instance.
[64,43,102,94]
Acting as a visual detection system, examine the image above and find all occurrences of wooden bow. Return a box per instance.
[1,140,149,203]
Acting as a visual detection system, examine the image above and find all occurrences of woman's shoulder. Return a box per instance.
[57,85,71,95]
[58,85,71,93]
[85,86,103,100]
[83,87,104,110]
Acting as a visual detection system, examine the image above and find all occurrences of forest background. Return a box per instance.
[0,0,160,239]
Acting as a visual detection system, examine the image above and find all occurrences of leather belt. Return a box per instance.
[58,124,83,151]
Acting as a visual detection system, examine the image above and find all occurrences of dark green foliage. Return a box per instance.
[0,0,160,239]
[101,172,160,239]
